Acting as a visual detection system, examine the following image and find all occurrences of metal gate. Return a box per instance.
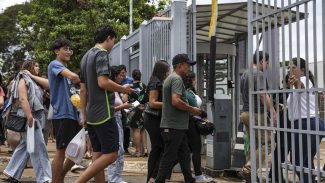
[247,0,325,182]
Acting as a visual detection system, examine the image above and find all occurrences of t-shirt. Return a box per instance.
[185,90,198,107]
[114,92,123,117]
[48,60,78,120]
[146,78,163,103]
[80,47,115,125]
[287,76,316,121]
[240,68,267,113]
[122,76,134,85]
[160,73,189,130]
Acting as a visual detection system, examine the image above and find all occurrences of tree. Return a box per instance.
[17,0,158,72]
[0,3,32,76]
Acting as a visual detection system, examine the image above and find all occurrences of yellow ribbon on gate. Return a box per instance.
[208,0,218,38]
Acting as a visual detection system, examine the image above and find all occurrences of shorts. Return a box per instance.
[52,118,81,149]
[87,117,119,154]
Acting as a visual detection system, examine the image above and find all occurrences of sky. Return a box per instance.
[0,0,27,13]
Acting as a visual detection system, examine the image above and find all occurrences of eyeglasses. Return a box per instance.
[63,47,73,55]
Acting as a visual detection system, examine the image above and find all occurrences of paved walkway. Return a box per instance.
[0,141,244,183]
[1,140,325,182]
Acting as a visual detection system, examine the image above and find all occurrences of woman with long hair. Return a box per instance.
[144,60,170,183]
[3,61,51,183]
[183,71,211,182]
[287,57,325,183]
[107,65,133,183]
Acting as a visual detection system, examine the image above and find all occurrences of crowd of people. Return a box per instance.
[1,24,325,183]
[239,51,325,183]
[0,24,212,183]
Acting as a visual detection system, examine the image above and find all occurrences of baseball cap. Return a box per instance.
[172,54,197,66]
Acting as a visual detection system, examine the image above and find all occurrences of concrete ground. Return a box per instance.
[1,140,325,182]
[0,141,244,183]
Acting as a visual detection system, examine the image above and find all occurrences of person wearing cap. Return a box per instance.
[155,54,201,183]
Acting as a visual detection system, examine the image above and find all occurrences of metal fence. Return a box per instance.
[247,0,325,182]
[109,1,188,85]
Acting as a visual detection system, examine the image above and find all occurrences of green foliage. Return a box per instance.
[0,0,159,74]
[0,3,32,75]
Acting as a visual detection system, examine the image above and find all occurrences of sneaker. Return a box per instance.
[2,171,19,183]
[195,175,213,182]
[120,181,128,183]
[71,164,85,172]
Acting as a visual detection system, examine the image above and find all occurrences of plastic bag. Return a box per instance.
[47,105,53,120]
[27,119,35,153]
[65,128,86,164]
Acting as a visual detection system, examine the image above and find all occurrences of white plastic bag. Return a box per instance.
[27,119,35,153]
[47,105,53,120]
[65,128,86,164]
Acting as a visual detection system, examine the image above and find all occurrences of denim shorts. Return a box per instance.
[87,117,119,154]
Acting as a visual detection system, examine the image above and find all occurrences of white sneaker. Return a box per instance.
[120,181,128,183]
[195,175,213,182]
[71,164,85,172]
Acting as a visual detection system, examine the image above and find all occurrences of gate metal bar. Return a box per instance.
[248,0,325,182]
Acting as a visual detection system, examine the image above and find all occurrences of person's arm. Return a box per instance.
[0,96,4,108]
[97,76,132,94]
[0,87,4,108]
[95,51,132,94]
[80,83,87,127]
[24,70,49,89]
[115,102,133,112]
[148,90,163,109]
[60,69,80,84]
[260,94,277,126]
[171,93,201,116]
[18,79,33,127]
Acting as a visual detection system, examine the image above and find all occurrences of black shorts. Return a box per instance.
[52,118,81,149]
[87,117,119,154]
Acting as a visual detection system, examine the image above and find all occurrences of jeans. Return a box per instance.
[270,111,291,182]
[144,114,164,182]
[155,129,195,183]
[4,120,52,183]
[108,115,125,183]
[293,117,325,183]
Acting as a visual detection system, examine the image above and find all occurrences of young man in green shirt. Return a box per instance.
[156,54,201,183]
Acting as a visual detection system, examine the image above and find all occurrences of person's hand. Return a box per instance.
[27,115,33,128]
[122,85,133,94]
[190,107,201,116]
[123,102,133,109]
[23,70,32,76]
[288,75,298,87]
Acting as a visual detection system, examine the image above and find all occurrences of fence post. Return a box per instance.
[139,20,149,85]
[119,36,130,72]
[170,0,187,65]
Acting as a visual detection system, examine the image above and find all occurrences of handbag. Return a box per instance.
[192,116,215,135]
[144,103,161,116]
[5,113,27,132]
